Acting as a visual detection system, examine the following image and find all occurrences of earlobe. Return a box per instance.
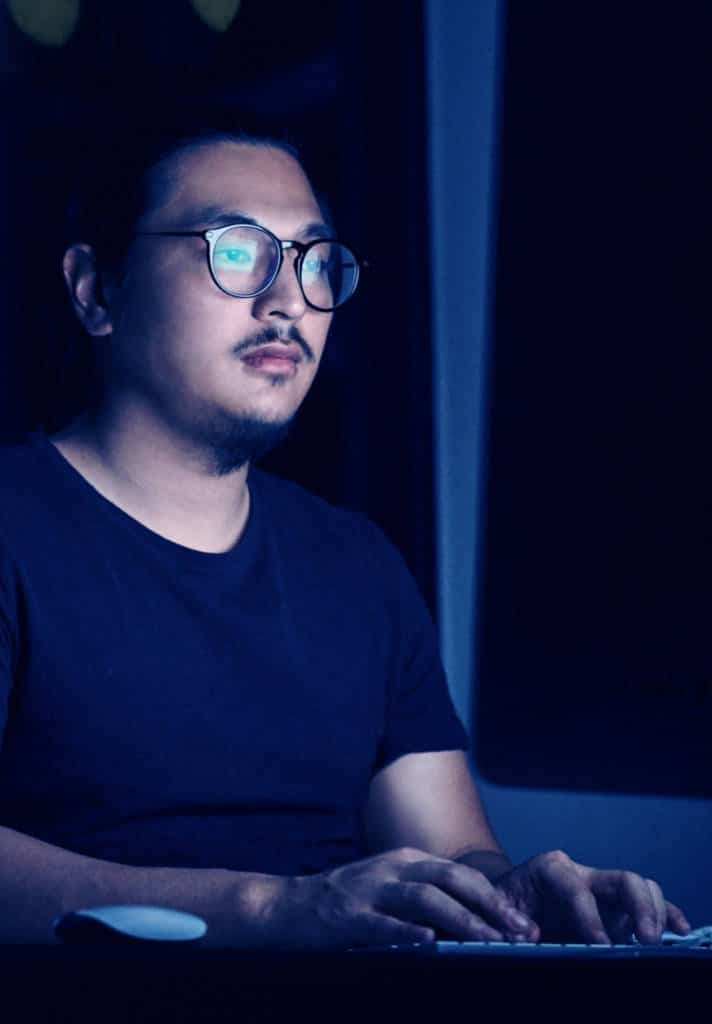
[62,243,114,337]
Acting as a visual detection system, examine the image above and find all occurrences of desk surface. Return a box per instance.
[1,945,708,1022]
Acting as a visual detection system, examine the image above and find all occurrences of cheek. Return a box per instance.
[113,263,251,376]
[116,243,221,330]
[308,315,333,365]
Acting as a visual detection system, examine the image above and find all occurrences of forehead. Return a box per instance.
[140,142,323,232]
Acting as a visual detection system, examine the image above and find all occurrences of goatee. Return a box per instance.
[197,412,295,476]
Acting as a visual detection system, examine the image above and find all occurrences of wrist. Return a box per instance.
[260,871,345,951]
[453,848,513,882]
[224,871,297,949]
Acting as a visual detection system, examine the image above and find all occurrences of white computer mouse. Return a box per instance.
[53,904,207,944]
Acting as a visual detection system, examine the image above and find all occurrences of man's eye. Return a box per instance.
[216,248,253,267]
[304,258,326,276]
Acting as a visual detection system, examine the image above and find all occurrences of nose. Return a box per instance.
[251,250,306,323]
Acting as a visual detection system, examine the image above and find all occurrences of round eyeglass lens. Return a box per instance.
[300,242,359,310]
[211,225,279,297]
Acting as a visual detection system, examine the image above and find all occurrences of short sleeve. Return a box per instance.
[366,523,469,774]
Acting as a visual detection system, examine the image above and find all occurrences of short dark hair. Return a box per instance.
[64,112,326,275]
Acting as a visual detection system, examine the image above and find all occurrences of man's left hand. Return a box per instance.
[494,850,691,944]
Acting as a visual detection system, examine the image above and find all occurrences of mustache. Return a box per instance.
[233,326,315,362]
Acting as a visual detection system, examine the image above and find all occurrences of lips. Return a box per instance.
[239,342,302,375]
[240,343,302,364]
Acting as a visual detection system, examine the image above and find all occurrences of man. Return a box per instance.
[0,124,690,948]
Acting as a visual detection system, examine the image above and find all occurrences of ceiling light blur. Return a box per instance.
[190,0,241,33]
[7,0,80,46]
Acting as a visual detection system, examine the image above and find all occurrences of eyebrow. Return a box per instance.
[184,205,333,239]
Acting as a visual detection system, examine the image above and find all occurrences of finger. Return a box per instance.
[380,880,505,942]
[350,909,436,949]
[590,870,659,944]
[538,860,611,943]
[605,911,634,944]
[664,900,691,935]
[646,879,667,937]
[403,860,537,940]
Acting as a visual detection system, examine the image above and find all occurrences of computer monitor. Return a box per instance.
[471,4,711,798]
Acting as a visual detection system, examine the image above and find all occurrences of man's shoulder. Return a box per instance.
[250,467,349,516]
[250,468,394,561]
[0,432,39,456]
[0,434,57,562]
[0,433,75,538]
[0,433,50,496]
[249,469,417,614]
[250,467,370,533]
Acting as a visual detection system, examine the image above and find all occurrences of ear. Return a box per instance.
[62,243,114,337]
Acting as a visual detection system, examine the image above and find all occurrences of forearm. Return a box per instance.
[0,825,285,947]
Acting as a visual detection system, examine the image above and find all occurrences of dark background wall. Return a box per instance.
[0,0,438,611]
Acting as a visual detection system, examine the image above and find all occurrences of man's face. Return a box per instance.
[102,142,333,450]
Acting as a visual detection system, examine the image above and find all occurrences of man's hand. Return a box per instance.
[275,847,540,949]
[493,849,691,944]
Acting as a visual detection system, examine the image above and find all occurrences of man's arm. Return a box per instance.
[0,818,532,947]
[0,824,284,946]
[365,749,511,877]
[0,826,439,948]
[362,749,538,939]
[364,749,691,943]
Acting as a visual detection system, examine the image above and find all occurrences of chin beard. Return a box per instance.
[195,412,295,476]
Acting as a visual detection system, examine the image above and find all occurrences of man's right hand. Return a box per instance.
[270,847,539,949]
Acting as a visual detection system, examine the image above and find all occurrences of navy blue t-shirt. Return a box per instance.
[0,435,468,875]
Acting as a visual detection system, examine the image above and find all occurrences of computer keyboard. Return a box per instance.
[354,926,712,958]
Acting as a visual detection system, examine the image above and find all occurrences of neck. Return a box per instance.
[50,404,252,554]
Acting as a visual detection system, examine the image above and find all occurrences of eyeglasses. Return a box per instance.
[135,222,365,312]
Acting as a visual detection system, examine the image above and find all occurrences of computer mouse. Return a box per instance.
[53,904,208,945]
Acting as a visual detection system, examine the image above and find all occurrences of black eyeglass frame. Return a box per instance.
[135,222,367,312]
